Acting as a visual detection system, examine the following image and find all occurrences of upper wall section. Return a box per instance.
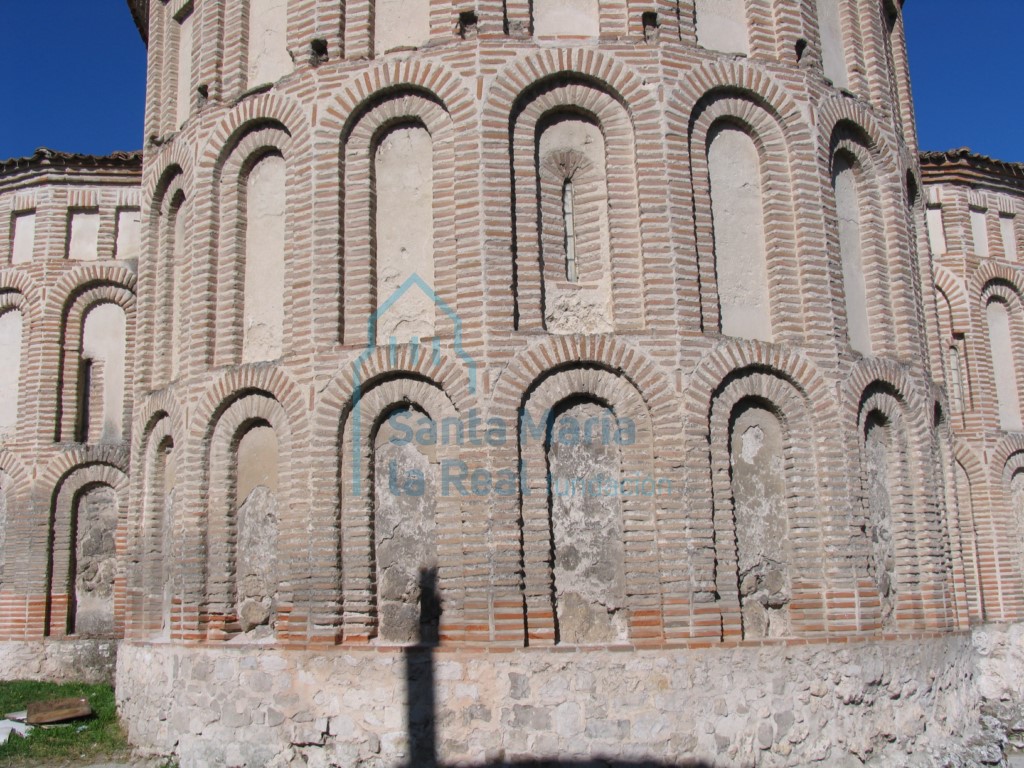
[0,149,142,453]
[0,150,143,265]
[139,0,918,149]
[922,149,1024,267]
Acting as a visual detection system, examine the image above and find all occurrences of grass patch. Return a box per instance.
[0,680,129,765]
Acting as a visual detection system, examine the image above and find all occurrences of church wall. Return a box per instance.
[3,0,1024,764]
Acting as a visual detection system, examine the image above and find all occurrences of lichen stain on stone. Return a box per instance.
[236,485,279,633]
[548,402,626,644]
[75,486,118,638]
[731,406,790,639]
[865,416,897,629]
[374,409,439,644]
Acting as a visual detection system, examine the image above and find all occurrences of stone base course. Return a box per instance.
[0,638,118,684]
[115,625,1024,767]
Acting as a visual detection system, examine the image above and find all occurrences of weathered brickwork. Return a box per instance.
[921,149,1024,628]
[2,0,1024,764]
[123,0,954,651]
[0,150,140,659]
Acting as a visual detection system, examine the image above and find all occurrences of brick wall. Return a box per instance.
[0,0,1015,664]
[116,0,963,649]
[921,149,1024,626]
[0,150,141,641]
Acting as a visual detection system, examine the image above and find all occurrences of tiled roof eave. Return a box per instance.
[0,148,143,178]
[127,0,149,44]
[921,148,1024,194]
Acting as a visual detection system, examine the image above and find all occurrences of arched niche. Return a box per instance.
[537,112,614,335]
[234,422,280,632]
[707,122,772,342]
[78,303,128,445]
[242,153,287,363]
[373,122,436,344]
[0,308,24,439]
[729,398,790,639]
[832,150,872,354]
[141,416,177,637]
[372,405,440,644]
[986,297,1023,431]
[545,398,627,644]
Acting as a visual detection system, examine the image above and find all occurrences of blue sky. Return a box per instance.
[903,0,1024,163]
[0,1,1020,163]
[0,2,146,160]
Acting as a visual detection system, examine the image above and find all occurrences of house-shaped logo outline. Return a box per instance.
[350,273,478,496]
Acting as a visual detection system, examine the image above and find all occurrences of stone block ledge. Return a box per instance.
[0,638,117,684]
[115,625,1024,768]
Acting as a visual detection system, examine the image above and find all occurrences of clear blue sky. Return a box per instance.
[0,2,146,160]
[904,0,1024,163]
[0,1,1020,163]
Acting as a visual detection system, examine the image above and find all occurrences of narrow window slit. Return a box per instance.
[76,358,93,444]
[562,178,578,283]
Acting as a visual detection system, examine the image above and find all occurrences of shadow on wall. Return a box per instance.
[402,569,713,768]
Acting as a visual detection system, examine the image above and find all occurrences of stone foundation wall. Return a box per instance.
[116,628,1024,768]
[0,639,117,684]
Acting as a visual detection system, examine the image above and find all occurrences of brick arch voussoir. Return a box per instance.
[317,60,474,143]
[515,82,631,136]
[952,440,985,483]
[132,391,187,451]
[191,367,306,447]
[0,449,30,505]
[846,366,935,501]
[346,94,454,150]
[59,285,137,331]
[974,265,1024,307]
[857,389,909,439]
[0,272,40,310]
[143,140,197,206]
[709,371,813,438]
[843,359,927,421]
[687,94,793,178]
[0,289,33,341]
[817,99,888,166]
[41,447,130,497]
[684,342,831,426]
[317,346,478,439]
[343,376,462,445]
[48,267,137,321]
[670,62,804,132]
[216,126,296,188]
[490,336,678,438]
[208,393,291,457]
[934,266,972,335]
[148,165,190,223]
[201,93,308,174]
[486,48,661,130]
[992,435,1024,485]
[520,366,656,449]
[54,463,129,504]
